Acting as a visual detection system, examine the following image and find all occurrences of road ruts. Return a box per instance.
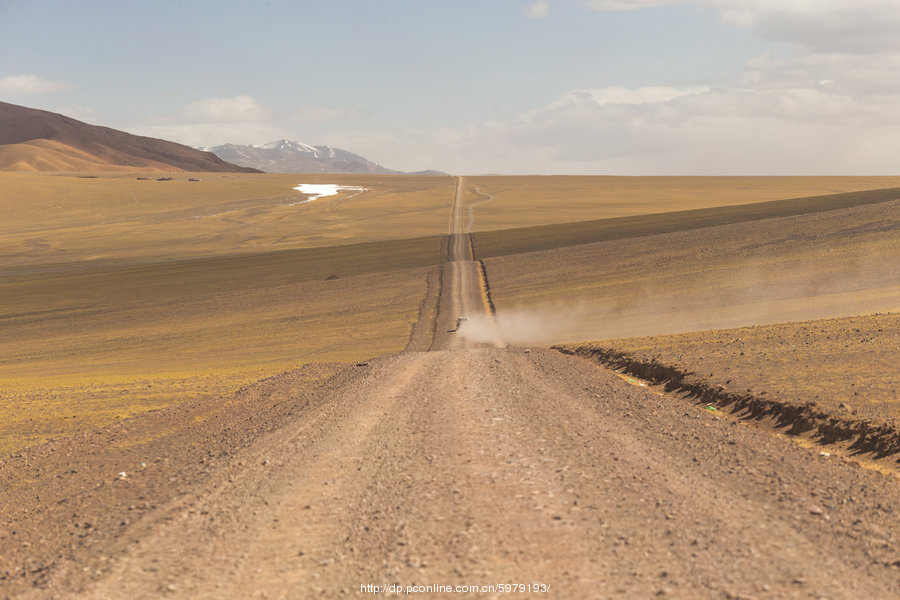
[430,177,501,350]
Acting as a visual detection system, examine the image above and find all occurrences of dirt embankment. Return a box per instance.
[557,331,900,464]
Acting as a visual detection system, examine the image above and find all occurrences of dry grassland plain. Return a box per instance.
[0,240,440,454]
[479,190,900,343]
[4,173,900,458]
[462,175,900,231]
[1,172,453,456]
[0,172,454,269]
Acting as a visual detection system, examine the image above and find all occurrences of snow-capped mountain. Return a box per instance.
[204,139,402,174]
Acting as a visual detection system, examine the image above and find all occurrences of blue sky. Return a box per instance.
[1,1,899,174]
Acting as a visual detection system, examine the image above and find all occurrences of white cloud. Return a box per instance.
[584,1,900,54]
[739,51,900,97]
[541,86,709,110]
[166,76,896,174]
[582,0,684,11]
[125,0,900,178]
[180,95,272,123]
[287,105,364,123]
[329,0,900,175]
[128,96,368,148]
[498,78,900,172]
[343,75,900,175]
[177,95,362,128]
[131,122,286,149]
[128,95,276,147]
[707,0,900,54]
[0,74,71,95]
[523,1,551,18]
[555,0,900,174]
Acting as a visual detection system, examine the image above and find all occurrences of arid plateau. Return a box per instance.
[4,173,900,599]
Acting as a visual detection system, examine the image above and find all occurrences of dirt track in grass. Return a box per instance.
[6,178,900,599]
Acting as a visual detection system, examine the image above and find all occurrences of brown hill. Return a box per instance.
[0,101,260,172]
[0,139,174,172]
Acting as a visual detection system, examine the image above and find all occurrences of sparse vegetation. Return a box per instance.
[463,175,900,232]
[0,171,452,456]
[5,173,900,460]
[0,243,438,455]
[0,172,455,268]
[481,192,900,342]
[472,186,900,258]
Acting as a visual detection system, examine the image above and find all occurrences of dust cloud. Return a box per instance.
[457,305,592,346]
[458,248,900,347]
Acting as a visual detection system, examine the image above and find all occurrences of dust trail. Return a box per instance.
[458,305,592,346]
[472,199,900,346]
[463,246,900,347]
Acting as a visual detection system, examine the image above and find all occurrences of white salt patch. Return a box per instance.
[291,183,368,204]
[191,183,369,219]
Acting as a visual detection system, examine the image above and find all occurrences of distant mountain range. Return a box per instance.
[0,101,444,175]
[206,139,446,175]
[0,101,257,173]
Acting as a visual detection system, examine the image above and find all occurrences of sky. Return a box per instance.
[1,0,899,175]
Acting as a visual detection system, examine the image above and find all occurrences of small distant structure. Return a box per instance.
[188,178,201,182]
[136,177,149,180]
[156,177,173,181]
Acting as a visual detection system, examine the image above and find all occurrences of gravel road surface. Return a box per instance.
[57,348,900,599]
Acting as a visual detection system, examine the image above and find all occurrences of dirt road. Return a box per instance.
[7,178,900,599]
[433,176,500,350]
[54,349,900,599]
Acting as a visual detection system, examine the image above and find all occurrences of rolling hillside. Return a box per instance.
[0,101,259,172]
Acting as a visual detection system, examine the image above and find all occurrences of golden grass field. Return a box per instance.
[471,186,900,259]
[0,239,440,455]
[0,171,455,456]
[4,172,900,457]
[6,173,900,271]
[462,175,900,231]
[0,172,455,269]
[481,192,900,343]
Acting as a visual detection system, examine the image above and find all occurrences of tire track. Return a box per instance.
[465,187,494,232]
[405,266,442,352]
